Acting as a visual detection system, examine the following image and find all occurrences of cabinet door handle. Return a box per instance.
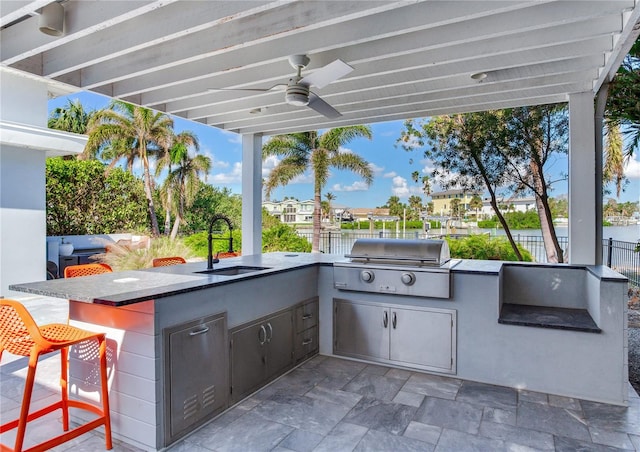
[258,325,267,345]
[266,322,273,343]
[302,314,313,320]
[383,311,388,328]
[302,338,313,345]
[392,312,397,329]
[189,326,209,336]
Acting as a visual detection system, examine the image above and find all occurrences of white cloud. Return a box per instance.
[391,175,423,198]
[398,135,422,150]
[368,162,384,174]
[338,146,353,154]
[210,162,242,184]
[291,172,314,184]
[383,171,397,178]
[221,130,242,145]
[262,155,280,178]
[332,181,369,192]
[624,157,640,179]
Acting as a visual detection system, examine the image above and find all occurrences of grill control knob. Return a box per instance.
[360,270,375,283]
[401,272,416,286]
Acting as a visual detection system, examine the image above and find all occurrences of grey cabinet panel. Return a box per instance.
[334,300,389,360]
[265,310,294,381]
[295,326,318,361]
[295,299,318,333]
[390,308,454,371]
[334,298,456,374]
[164,312,228,445]
[230,321,267,402]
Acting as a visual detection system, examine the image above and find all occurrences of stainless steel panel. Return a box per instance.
[165,312,228,444]
[265,310,294,381]
[230,320,266,403]
[333,265,451,298]
[389,308,455,372]
[346,238,450,266]
[294,325,318,361]
[334,299,389,360]
[295,299,318,333]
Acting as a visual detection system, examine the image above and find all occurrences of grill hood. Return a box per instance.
[346,239,450,267]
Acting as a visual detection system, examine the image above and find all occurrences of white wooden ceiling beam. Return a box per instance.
[141,13,619,109]
[1,1,165,66]
[0,0,50,28]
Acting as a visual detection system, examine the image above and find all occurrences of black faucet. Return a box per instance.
[208,214,234,270]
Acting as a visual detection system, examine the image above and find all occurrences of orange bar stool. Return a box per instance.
[152,256,186,267]
[216,251,241,259]
[63,263,112,278]
[0,299,112,451]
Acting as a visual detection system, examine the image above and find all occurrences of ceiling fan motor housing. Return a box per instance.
[285,81,310,106]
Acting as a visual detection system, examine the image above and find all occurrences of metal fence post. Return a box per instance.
[607,237,613,267]
[328,232,332,254]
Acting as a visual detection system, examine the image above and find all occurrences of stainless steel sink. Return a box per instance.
[194,266,270,276]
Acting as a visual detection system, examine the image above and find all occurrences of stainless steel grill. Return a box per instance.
[334,239,457,298]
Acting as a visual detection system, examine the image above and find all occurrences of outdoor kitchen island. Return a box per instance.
[9,252,629,451]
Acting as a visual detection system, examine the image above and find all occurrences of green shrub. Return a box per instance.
[262,225,311,252]
[184,230,242,258]
[477,220,498,228]
[446,234,533,261]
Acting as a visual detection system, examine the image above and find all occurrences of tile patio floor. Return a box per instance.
[1,297,639,452]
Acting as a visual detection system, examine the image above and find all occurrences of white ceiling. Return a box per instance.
[2,0,639,136]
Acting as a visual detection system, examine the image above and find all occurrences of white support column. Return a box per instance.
[241,133,263,255]
[568,91,597,264]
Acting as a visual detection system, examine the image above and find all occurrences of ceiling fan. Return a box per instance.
[209,55,353,119]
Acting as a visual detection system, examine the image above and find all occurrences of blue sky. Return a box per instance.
[49,91,640,208]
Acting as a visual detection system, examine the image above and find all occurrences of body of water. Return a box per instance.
[479,225,638,243]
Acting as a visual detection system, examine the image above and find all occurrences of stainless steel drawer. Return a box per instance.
[295,299,318,333]
[294,325,318,361]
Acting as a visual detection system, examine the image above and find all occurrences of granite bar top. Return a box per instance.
[10,251,622,307]
[498,303,601,333]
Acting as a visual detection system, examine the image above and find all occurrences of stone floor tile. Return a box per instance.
[548,394,582,411]
[403,421,442,445]
[392,390,425,408]
[518,389,548,405]
[279,428,325,452]
[554,435,626,452]
[354,428,434,452]
[272,447,296,452]
[312,422,368,452]
[516,401,591,442]
[305,385,362,409]
[482,406,517,426]
[344,396,417,435]
[298,355,327,370]
[164,439,214,452]
[315,357,367,380]
[182,417,227,449]
[434,428,505,452]
[401,373,461,400]
[342,373,405,401]
[359,364,392,376]
[253,393,351,435]
[268,368,327,396]
[628,434,640,450]
[385,368,412,381]
[195,412,293,452]
[581,399,640,435]
[414,396,483,435]
[478,420,555,450]
[456,381,517,410]
[589,427,636,450]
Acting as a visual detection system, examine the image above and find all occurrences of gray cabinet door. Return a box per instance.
[265,309,294,380]
[390,308,455,372]
[230,320,267,402]
[166,313,228,442]
[334,300,389,360]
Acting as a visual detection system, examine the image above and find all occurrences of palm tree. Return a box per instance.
[48,99,94,134]
[163,149,211,239]
[325,192,336,224]
[156,131,200,235]
[469,195,483,220]
[604,121,626,197]
[263,127,373,252]
[85,100,174,236]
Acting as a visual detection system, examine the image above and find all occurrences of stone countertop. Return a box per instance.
[9,253,344,306]
[9,252,621,307]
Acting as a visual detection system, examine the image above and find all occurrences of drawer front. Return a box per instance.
[295,300,318,333]
[294,326,318,361]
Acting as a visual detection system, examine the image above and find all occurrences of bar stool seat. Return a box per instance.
[0,299,112,451]
[63,263,112,278]
[152,256,186,267]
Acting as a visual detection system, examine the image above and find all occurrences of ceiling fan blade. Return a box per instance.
[308,93,342,119]
[208,84,286,93]
[300,59,353,89]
